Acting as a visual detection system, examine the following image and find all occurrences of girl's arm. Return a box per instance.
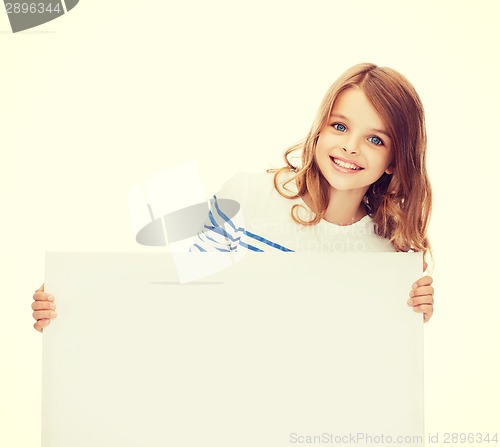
[188,194,243,253]
[189,173,250,253]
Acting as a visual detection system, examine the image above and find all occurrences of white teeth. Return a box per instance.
[333,158,361,170]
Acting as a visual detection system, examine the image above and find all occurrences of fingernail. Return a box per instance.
[412,283,418,289]
[47,295,54,301]
[50,311,57,318]
[409,290,414,297]
[50,304,56,310]
[407,298,413,306]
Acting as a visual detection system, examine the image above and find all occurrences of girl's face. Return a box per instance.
[315,87,394,195]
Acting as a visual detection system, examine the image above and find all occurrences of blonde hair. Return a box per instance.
[270,63,432,257]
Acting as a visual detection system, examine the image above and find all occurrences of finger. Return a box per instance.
[424,312,433,323]
[410,286,434,298]
[35,284,45,293]
[31,301,57,311]
[412,304,433,314]
[34,318,50,332]
[408,294,434,306]
[33,292,54,302]
[423,261,428,272]
[412,275,433,289]
[32,310,57,321]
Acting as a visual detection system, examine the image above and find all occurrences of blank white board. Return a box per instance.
[43,252,424,447]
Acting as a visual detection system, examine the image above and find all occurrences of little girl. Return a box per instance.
[32,62,435,330]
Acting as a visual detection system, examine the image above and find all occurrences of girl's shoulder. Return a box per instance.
[215,170,283,201]
[214,170,299,221]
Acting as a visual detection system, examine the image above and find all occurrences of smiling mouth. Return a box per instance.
[330,156,364,171]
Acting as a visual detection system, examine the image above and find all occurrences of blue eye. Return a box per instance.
[332,123,347,132]
[369,136,384,146]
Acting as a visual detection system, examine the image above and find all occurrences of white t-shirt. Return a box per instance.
[189,171,395,254]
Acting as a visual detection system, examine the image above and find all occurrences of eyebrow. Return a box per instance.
[330,113,391,140]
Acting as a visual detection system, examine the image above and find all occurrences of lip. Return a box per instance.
[329,156,364,173]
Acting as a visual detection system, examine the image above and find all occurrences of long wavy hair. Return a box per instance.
[269,63,432,256]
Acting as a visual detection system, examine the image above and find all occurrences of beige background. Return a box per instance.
[1,1,498,445]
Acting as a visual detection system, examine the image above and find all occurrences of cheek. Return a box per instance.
[314,136,327,158]
[316,133,326,149]
[372,150,393,169]
[316,132,338,154]
[385,152,395,169]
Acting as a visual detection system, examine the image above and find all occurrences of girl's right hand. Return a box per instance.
[32,284,57,332]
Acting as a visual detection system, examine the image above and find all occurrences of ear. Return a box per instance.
[385,165,394,175]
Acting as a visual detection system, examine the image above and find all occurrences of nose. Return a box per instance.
[341,134,359,155]
[342,145,358,155]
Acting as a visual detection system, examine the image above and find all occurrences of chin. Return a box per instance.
[322,175,367,192]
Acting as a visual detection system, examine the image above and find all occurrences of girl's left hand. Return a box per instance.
[407,261,434,322]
